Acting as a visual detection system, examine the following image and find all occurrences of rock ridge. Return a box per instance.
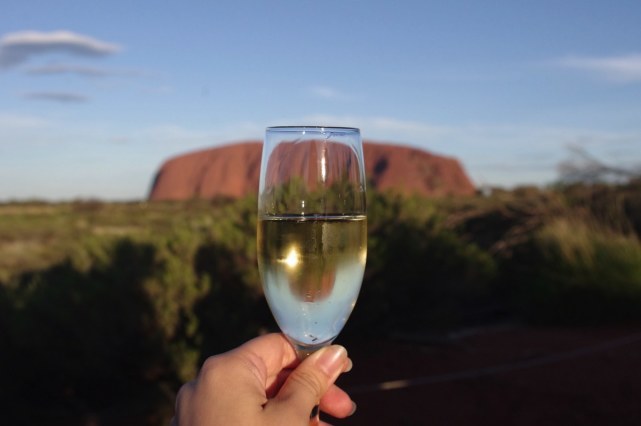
[148,141,475,200]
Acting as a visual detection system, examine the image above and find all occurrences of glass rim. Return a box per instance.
[266,125,360,133]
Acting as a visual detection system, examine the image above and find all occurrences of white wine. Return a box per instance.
[257,215,367,350]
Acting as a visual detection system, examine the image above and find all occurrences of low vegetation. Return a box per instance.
[1,181,640,424]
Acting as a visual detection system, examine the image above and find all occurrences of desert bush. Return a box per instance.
[506,218,641,324]
[347,192,497,334]
[3,186,641,424]
[558,181,641,238]
[0,225,261,423]
[2,238,165,422]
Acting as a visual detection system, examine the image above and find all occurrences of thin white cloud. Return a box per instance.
[140,84,174,95]
[301,114,450,142]
[0,112,52,128]
[557,53,641,82]
[307,85,352,101]
[134,121,265,149]
[22,91,89,103]
[0,30,120,69]
[25,63,142,78]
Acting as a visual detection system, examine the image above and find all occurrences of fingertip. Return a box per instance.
[343,357,353,373]
[349,401,357,416]
[318,384,356,419]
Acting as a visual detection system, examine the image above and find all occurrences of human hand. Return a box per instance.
[173,333,356,426]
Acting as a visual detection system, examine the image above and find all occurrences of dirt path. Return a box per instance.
[328,326,641,425]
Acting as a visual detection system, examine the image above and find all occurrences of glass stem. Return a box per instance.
[310,405,320,425]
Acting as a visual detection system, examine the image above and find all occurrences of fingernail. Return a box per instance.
[343,357,353,373]
[349,401,357,416]
[314,345,348,377]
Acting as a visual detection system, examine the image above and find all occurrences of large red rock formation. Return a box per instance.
[148,141,475,200]
[363,143,475,197]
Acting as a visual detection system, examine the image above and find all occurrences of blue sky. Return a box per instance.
[1,0,640,200]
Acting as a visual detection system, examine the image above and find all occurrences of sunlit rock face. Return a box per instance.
[148,141,475,201]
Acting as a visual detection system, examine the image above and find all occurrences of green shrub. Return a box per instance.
[0,228,262,423]
[348,192,497,334]
[2,239,165,421]
[508,218,641,324]
[559,181,641,238]
[3,186,641,424]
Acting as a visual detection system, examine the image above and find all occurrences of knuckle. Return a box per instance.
[176,381,194,403]
[200,354,233,377]
[201,355,224,374]
[289,369,324,397]
[199,356,227,385]
[199,354,253,387]
[175,380,195,416]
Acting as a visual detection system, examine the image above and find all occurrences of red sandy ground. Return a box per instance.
[326,326,641,426]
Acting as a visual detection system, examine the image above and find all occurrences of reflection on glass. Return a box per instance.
[257,126,367,356]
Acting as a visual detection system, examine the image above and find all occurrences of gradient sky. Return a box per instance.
[1,0,640,200]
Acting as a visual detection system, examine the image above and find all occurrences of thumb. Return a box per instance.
[267,345,348,421]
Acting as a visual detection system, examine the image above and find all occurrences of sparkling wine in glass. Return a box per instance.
[257,126,367,358]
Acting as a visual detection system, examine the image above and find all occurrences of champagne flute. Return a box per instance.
[257,126,367,420]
